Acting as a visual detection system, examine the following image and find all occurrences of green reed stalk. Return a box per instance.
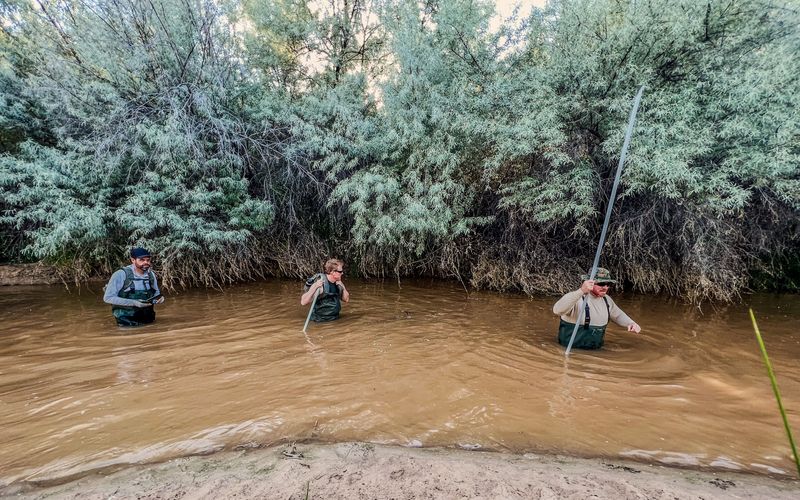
[749,308,800,478]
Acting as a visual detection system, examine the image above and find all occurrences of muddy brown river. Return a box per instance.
[1,280,798,487]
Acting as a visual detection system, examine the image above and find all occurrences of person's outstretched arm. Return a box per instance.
[608,297,641,333]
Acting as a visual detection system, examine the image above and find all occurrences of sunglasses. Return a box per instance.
[332,269,344,274]
[595,282,612,287]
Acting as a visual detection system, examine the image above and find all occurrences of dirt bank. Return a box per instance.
[4,443,798,499]
[0,263,64,286]
[0,263,109,286]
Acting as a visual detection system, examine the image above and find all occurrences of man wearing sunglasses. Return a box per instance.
[553,267,641,349]
[301,258,350,322]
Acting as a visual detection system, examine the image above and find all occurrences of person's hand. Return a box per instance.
[313,280,324,293]
[628,322,641,334]
[133,300,151,308]
[580,280,595,294]
[336,281,346,290]
[154,296,165,305]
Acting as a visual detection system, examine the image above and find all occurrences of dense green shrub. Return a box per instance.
[1,0,797,301]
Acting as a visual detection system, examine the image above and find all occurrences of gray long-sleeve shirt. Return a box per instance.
[553,289,634,328]
[103,265,160,307]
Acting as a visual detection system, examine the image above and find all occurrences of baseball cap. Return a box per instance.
[130,247,151,259]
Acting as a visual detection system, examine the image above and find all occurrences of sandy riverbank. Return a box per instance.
[4,443,798,499]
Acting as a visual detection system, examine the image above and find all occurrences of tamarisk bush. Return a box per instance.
[1,0,797,301]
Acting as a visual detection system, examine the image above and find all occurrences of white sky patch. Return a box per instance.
[490,0,547,32]
[230,0,549,98]
[490,0,547,60]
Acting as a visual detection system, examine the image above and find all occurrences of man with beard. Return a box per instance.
[103,247,165,326]
[553,267,641,349]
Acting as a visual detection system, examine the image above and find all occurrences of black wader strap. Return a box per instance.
[121,267,156,294]
[584,301,591,326]
[584,296,612,327]
[121,268,135,293]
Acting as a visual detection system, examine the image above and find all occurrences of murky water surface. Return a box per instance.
[1,280,799,485]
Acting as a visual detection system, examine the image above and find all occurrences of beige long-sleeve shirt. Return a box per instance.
[553,289,635,328]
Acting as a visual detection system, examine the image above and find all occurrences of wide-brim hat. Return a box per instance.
[581,267,617,284]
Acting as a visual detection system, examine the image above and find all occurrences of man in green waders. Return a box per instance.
[103,247,165,327]
[553,268,641,349]
[300,258,350,322]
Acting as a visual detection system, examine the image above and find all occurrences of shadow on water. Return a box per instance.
[0,280,798,486]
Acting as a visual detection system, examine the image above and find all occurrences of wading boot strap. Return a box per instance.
[584,301,591,326]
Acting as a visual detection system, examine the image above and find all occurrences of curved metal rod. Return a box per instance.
[302,288,321,333]
[565,86,645,356]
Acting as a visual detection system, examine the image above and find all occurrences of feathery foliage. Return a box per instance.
[1,0,797,301]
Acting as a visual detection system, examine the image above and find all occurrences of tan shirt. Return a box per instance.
[553,289,634,328]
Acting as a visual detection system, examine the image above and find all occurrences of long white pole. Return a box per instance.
[302,289,321,333]
[565,86,645,356]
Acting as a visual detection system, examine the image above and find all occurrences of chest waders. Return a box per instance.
[557,297,610,350]
[305,273,341,322]
[112,267,157,326]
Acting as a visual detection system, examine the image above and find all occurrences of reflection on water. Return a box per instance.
[0,280,798,486]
